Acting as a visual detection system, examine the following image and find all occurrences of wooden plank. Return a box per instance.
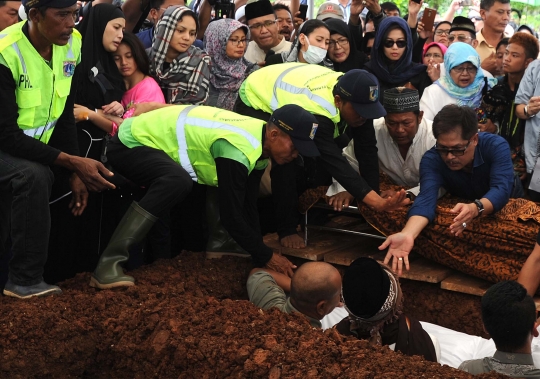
[263,232,358,261]
[398,258,454,284]
[440,273,493,297]
[324,237,387,266]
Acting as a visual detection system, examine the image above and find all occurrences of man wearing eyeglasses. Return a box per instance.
[380,105,516,275]
[243,0,291,64]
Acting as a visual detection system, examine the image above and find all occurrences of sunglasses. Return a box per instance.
[383,39,407,48]
[435,140,471,156]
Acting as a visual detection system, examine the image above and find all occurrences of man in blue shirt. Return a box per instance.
[380,105,516,275]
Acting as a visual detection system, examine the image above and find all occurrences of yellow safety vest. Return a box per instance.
[239,62,343,125]
[0,21,81,144]
[119,105,266,186]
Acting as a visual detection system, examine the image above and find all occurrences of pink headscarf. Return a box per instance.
[422,42,448,59]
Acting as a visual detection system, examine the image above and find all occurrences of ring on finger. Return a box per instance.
[462,222,467,228]
[398,257,403,261]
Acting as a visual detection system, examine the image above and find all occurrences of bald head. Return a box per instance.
[290,262,342,319]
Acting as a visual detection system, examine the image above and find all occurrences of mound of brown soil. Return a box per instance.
[0,252,502,378]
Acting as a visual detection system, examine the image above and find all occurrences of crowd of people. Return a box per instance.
[2,0,540,375]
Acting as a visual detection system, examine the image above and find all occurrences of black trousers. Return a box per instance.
[0,150,54,286]
[107,139,193,218]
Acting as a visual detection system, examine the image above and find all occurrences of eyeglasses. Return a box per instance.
[435,29,450,36]
[435,140,471,156]
[248,20,276,30]
[228,38,248,46]
[424,53,443,59]
[452,65,478,74]
[328,37,349,48]
[383,39,407,48]
[448,34,473,43]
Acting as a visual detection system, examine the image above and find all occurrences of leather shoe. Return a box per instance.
[3,280,62,299]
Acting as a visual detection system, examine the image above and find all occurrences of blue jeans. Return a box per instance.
[0,150,53,286]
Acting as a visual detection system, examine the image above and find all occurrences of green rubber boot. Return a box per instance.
[205,187,249,259]
[90,202,157,289]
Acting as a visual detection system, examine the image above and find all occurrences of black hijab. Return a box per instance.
[74,3,125,109]
[365,17,426,85]
[325,18,368,73]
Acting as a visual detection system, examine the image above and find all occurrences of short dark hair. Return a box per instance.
[435,20,452,31]
[480,0,510,11]
[509,32,540,60]
[496,37,509,51]
[118,32,151,76]
[381,1,400,15]
[0,2,6,7]
[150,0,166,10]
[432,105,478,140]
[482,281,536,352]
[272,3,291,15]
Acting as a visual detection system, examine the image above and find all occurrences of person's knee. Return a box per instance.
[17,162,54,193]
[160,170,193,194]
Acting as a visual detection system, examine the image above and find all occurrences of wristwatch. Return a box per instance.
[474,199,484,216]
[405,191,415,201]
[525,105,536,118]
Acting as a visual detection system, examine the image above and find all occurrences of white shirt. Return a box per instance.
[244,38,292,63]
[326,116,436,197]
[419,84,457,122]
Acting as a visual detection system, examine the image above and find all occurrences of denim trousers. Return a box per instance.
[0,150,54,286]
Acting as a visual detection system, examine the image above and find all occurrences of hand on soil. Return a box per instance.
[265,253,297,278]
[280,234,305,249]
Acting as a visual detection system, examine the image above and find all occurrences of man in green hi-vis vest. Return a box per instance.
[235,63,411,250]
[0,0,116,299]
[89,103,320,290]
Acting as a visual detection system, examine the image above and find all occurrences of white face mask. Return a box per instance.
[302,36,327,64]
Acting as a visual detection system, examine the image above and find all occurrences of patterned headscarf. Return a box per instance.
[203,19,257,111]
[149,6,211,105]
[435,42,496,108]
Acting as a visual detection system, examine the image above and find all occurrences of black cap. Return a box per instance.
[383,87,420,114]
[335,70,387,119]
[23,0,76,11]
[270,105,320,157]
[245,0,274,22]
[343,257,391,319]
[450,16,476,35]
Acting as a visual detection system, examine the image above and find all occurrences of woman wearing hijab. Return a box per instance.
[149,6,211,105]
[336,257,439,363]
[203,19,258,111]
[264,19,331,68]
[420,42,497,121]
[422,42,447,82]
[73,3,126,160]
[47,4,131,283]
[325,18,368,73]
[365,17,431,104]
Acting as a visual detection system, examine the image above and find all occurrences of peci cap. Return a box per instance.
[245,0,274,22]
[383,87,420,114]
[450,16,476,35]
[316,2,344,21]
[342,257,391,319]
[270,104,320,157]
[335,70,387,119]
[23,0,77,11]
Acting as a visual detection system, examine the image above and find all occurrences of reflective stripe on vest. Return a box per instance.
[270,65,338,119]
[176,105,262,182]
[23,119,57,138]
[11,42,27,74]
